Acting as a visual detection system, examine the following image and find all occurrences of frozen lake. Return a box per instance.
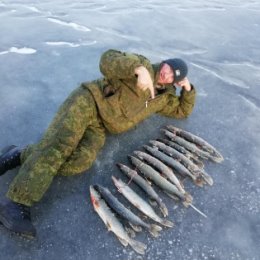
[0,0,259,259]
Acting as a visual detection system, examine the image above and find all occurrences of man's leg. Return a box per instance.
[6,87,96,206]
[0,145,23,176]
[59,119,105,176]
[0,87,98,237]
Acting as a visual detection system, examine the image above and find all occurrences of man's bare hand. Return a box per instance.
[175,77,191,92]
[135,66,155,99]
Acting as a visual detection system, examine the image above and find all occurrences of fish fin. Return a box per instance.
[148,224,162,237]
[161,219,174,228]
[117,237,128,247]
[149,199,157,207]
[200,171,214,186]
[129,222,142,232]
[125,227,136,238]
[159,202,169,217]
[194,177,205,187]
[180,177,187,186]
[105,221,112,231]
[129,239,147,255]
[147,179,152,185]
[165,192,179,201]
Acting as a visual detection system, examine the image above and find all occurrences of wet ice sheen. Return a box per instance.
[0,0,260,260]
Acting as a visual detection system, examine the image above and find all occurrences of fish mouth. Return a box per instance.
[111,175,118,187]
[116,163,124,169]
[93,184,100,192]
[112,176,125,192]
[127,155,134,161]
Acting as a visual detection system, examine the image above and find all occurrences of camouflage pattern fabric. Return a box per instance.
[84,49,196,133]
[7,88,105,206]
[6,49,196,206]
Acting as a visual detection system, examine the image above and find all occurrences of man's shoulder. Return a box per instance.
[101,49,150,61]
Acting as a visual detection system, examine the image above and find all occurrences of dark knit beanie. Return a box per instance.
[163,58,188,83]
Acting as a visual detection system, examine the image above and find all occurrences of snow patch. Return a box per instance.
[47,17,91,32]
[45,40,97,48]
[25,6,41,13]
[0,47,36,55]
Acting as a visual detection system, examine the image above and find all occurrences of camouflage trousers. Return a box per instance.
[7,87,106,206]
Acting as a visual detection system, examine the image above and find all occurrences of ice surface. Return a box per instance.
[0,0,259,260]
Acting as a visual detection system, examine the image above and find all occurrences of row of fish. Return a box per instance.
[90,125,224,255]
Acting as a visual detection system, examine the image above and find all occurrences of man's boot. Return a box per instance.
[0,199,36,238]
[0,145,22,176]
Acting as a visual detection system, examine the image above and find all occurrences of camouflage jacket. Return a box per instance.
[82,49,196,134]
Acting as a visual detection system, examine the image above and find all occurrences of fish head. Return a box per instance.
[149,140,158,146]
[133,151,139,155]
[143,145,151,151]
[116,163,124,169]
[96,184,111,197]
[127,154,135,162]
[89,185,101,208]
[93,184,103,194]
[111,176,124,192]
[129,155,142,165]
[133,150,143,159]
[116,163,128,171]
[111,175,120,188]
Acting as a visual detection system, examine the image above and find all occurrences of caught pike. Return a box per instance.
[94,184,162,237]
[117,163,168,217]
[150,140,201,174]
[128,155,193,207]
[157,138,204,169]
[133,150,185,194]
[162,129,213,160]
[90,185,147,255]
[112,176,174,228]
[149,140,213,186]
[143,145,204,187]
[166,125,224,163]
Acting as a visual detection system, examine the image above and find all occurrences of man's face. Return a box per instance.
[157,63,174,84]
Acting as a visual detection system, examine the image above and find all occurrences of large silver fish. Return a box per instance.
[166,125,224,163]
[112,176,174,228]
[157,138,204,169]
[149,140,213,186]
[162,129,218,162]
[117,163,168,217]
[143,145,204,187]
[128,155,193,207]
[90,185,147,255]
[133,150,186,194]
[95,184,162,237]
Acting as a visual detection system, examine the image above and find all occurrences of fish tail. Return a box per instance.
[148,224,162,237]
[200,171,214,186]
[161,219,174,228]
[158,202,169,217]
[183,192,193,207]
[194,176,205,187]
[129,239,147,255]
[129,222,142,232]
